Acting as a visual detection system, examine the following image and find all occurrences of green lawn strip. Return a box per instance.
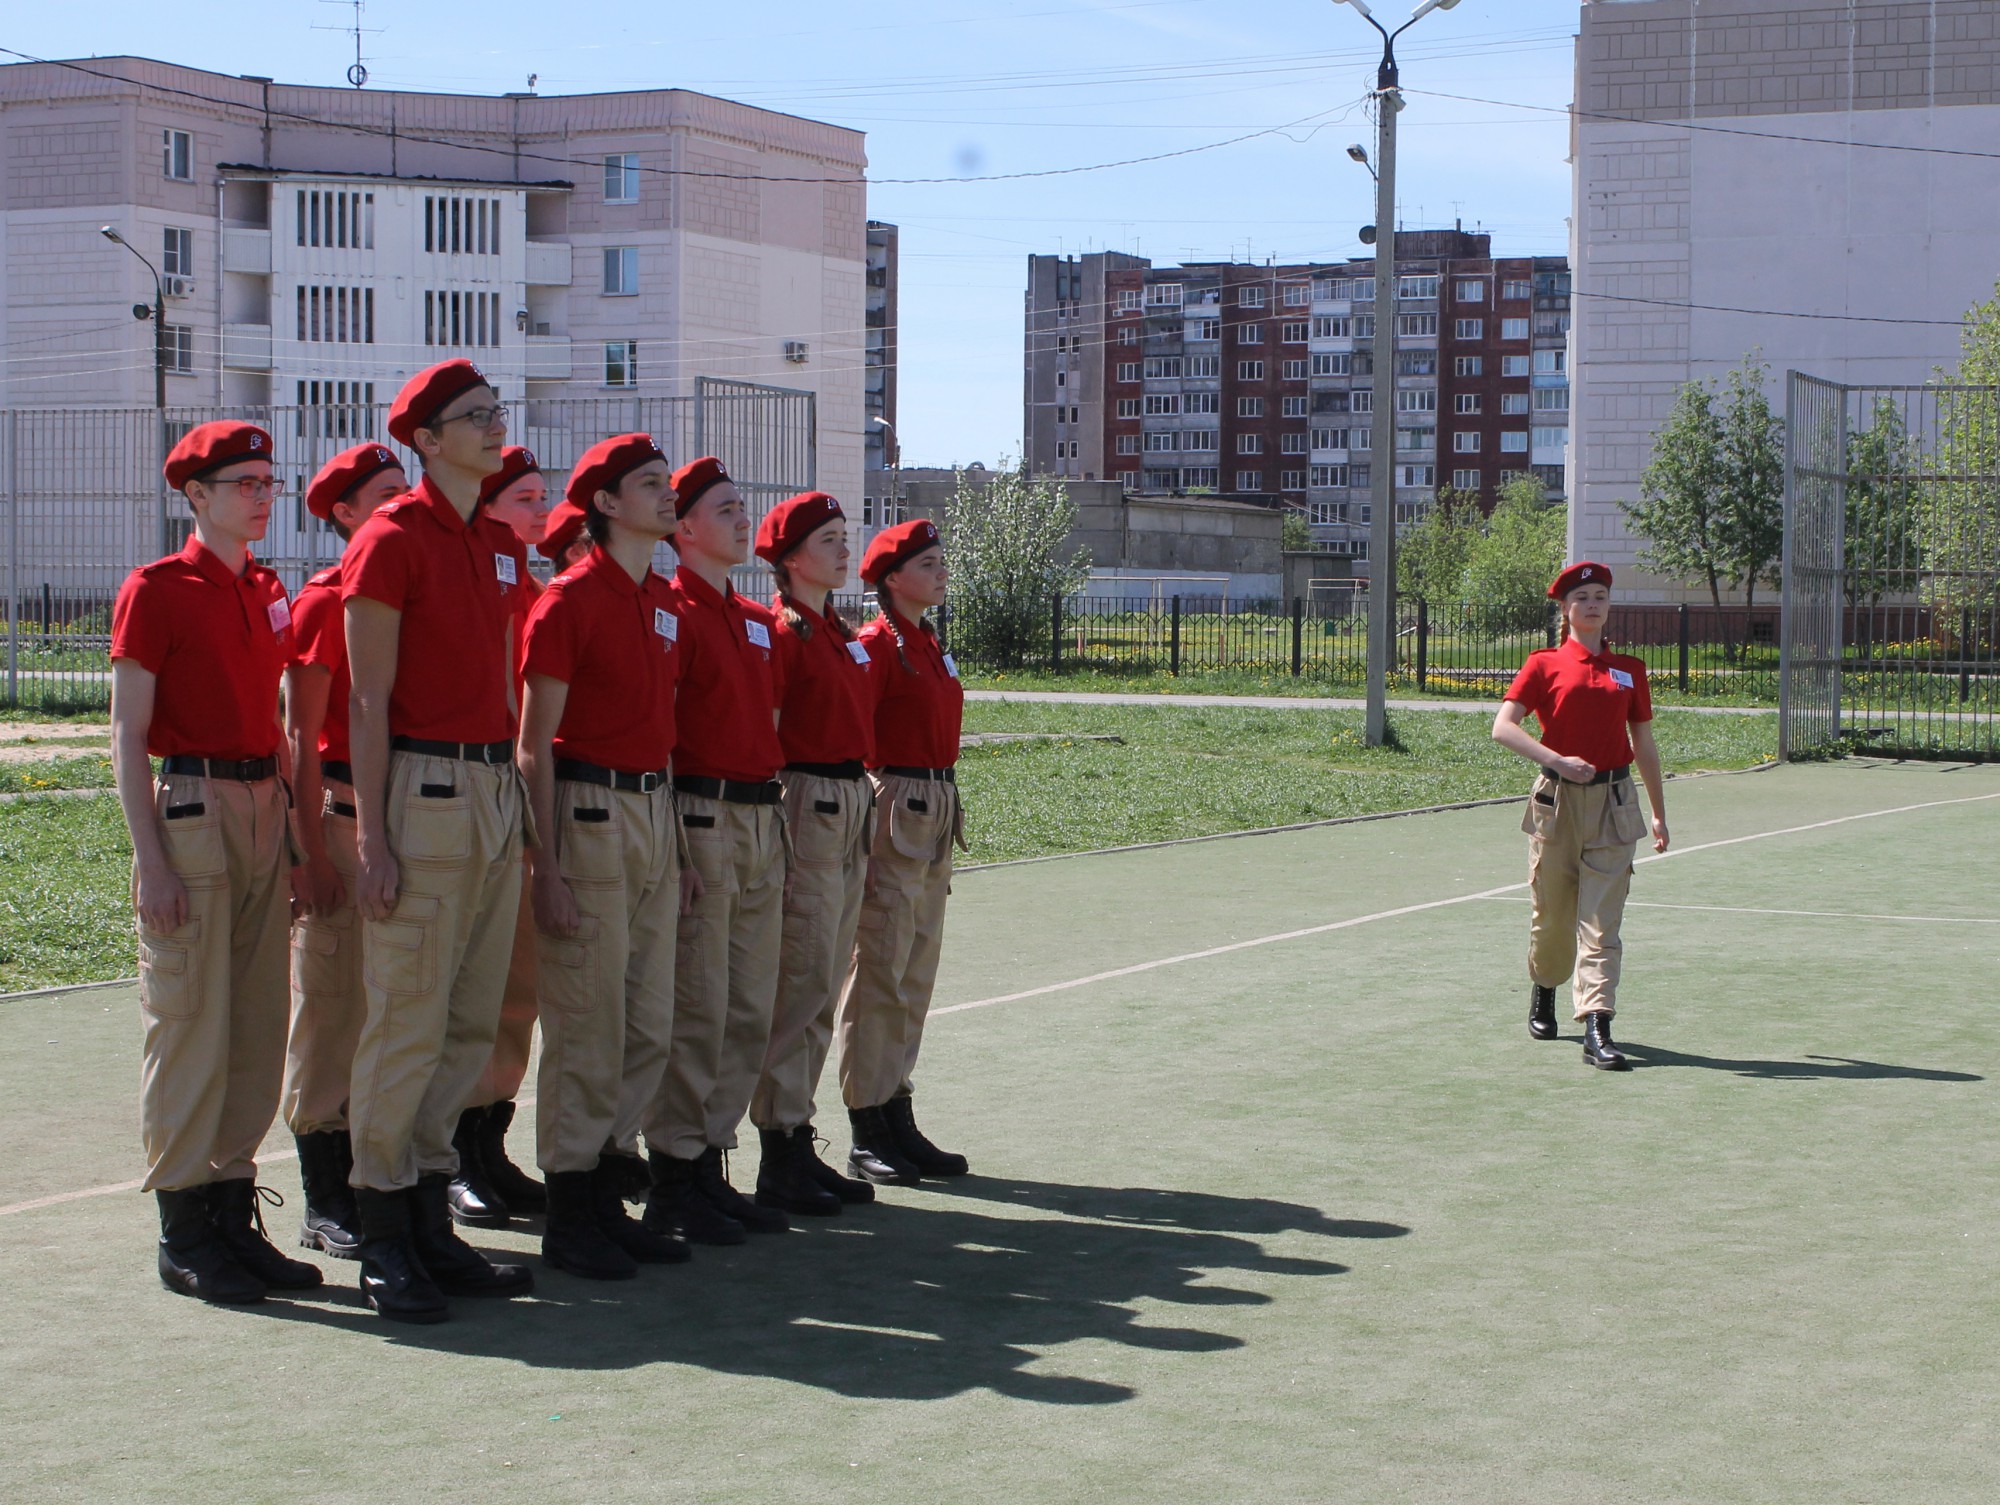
[0,794,134,992]
[0,754,116,795]
[963,665,1783,708]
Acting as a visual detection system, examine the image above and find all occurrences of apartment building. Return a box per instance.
[861,219,900,528]
[0,55,870,507]
[1570,0,2000,598]
[1025,236,1570,565]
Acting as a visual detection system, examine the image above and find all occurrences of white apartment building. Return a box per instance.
[1570,0,2000,598]
[0,56,870,513]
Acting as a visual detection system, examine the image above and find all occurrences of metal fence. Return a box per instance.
[1782,374,1999,760]
[1,378,814,710]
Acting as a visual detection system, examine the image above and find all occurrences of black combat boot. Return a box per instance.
[541,1170,637,1281]
[447,1107,511,1228]
[592,1155,690,1264]
[695,1146,788,1233]
[882,1095,969,1177]
[355,1186,448,1324]
[609,1151,653,1204]
[754,1127,843,1217]
[643,1150,746,1247]
[477,1099,547,1214]
[796,1123,873,1204]
[155,1186,264,1305]
[205,1178,323,1290]
[1582,1012,1630,1071]
[411,1174,535,1296]
[847,1105,921,1187]
[294,1131,362,1258]
[1529,984,1559,1041]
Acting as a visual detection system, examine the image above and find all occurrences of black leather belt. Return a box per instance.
[558,758,671,794]
[321,759,353,784]
[392,736,514,764]
[672,775,783,806]
[161,754,277,781]
[785,760,866,780]
[1589,765,1632,785]
[881,765,956,784]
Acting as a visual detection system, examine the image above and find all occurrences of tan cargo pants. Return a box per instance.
[1523,771,1647,1018]
[282,780,363,1135]
[836,772,959,1110]
[347,752,525,1191]
[136,771,291,1192]
[750,771,871,1133]
[534,779,680,1174]
[644,792,784,1159]
[470,870,537,1108]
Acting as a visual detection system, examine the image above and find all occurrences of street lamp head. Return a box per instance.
[1332,0,1375,17]
[1346,143,1371,164]
[1409,0,1461,18]
[99,225,125,245]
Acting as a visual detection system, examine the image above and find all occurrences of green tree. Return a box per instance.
[1844,396,1922,617]
[1925,281,2000,632]
[1716,356,1785,621]
[937,461,1092,669]
[1399,485,1482,606]
[1625,375,1737,656]
[1463,475,1566,633]
[1280,508,1312,552]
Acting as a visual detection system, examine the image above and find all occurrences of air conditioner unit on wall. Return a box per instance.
[783,340,809,364]
[162,276,194,300]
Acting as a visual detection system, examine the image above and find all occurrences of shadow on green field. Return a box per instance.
[191,1179,1401,1404]
[1615,1040,1982,1082]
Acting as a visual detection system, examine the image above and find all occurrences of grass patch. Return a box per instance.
[0,755,116,794]
[0,794,134,992]
[964,665,1780,708]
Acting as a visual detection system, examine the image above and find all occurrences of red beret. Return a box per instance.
[386,358,493,446]
[861,517,942,586]
[164,421,272,492]
[670,455,731,517]
[306,443,403,522]
[477,445,542,509]
[1548,561,1614,599]
[755,491,846,564]
[538,500,589,563]
[566,433,668,518]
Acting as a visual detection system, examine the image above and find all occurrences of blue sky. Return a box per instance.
[12,0,1586,465]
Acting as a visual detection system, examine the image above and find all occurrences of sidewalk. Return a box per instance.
[964,689,1773,716]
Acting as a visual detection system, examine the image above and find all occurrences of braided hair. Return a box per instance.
[873,577,926,676]
[769,558,854,644]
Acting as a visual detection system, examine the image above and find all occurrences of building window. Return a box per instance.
[1237,396,1264,418]
[1184,467,1219,487]
[1501,317,1530,340]
[1453,431,1482,453]
[1116,434,1141,455]
[1451,394,1481,416]
[1281,432,1308,455]
[1144,394,1181,415]
[1143,357,1183,380]
[1501,392,1531,415]
[1452,468,1483,490]
[1500,430,1529,453]
[1399,465,1436,488]
[1282,396,1308,418]
[1117,288,1144,312]
[1187,392,1220,414]
[162,129,193,181]
[1455,356,1484,377]
[1235,470,1263,491]
[1533,349,1567,375]
[1395,390,1437,413]
[1282,471,1307,492]
[1534,385,1571,411]
[1056,371,1066,388]
[1310,465,1348,489]
[1117,363,1140,382]
[1190,318,1220,341]
[1456,280,1486,303]
[1397,427,1436,452]
[1239,286,1266,308]
[423,195,502,256]
[1454,318,1483,340]
[1396,314,1438,338]
[1501,279,1532,300]
[422,289,497,347]
[1282,284,1310,307]
[301,284,378,344]
[1532,427,1569,459]
[1311,427,1346,451]
[1146,283,1184,307]
[1237,434,1262,455]
[605,340,639,387]
[1238,361,1265,381]
[163,323,194,374]
[603,247,639,295]
[1118,326,1139,345]
[604,153,641,203]
[1184,430,1218,451]
[1312,316,1349,339]
[1116,398,1141,418]
[1144,431,1180,453]
[1397,275,1439,300]
[1311,354,1348,377]
[1282,360,1309,380]
[1119,470,1141,488]
[1237,324,1264,345]
[1281,321,1309,343]
[162,227,194,279]
[298,190,377,250]
[1188,356,1221,378]
[1502,355,1532,377]
[1311,278,1344,301]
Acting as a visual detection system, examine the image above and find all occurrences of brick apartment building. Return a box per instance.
[1025,233,1570,566]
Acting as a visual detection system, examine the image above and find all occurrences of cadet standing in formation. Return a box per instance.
[1493,562,1670,1071]
[284,442,408,1259]
[748,491,878,1215]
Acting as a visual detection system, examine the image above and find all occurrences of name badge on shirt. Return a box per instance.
[266,598,291,634]
[1609,667,1634,689]
[942,652,960,679]
[745,620,771,650]
[655,608,678,643]
[495,552,518,586]
[846,640,872,667]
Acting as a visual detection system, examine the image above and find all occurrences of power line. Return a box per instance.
[1572,289,1970,329]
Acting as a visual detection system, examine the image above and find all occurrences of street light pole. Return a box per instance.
[1333,0,1462,747]
[102,225,171,558]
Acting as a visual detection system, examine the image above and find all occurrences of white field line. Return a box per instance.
[1484,896,2000,925]
[6,789,1997,1220]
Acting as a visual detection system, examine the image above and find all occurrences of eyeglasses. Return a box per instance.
[201,475,286,500]
[440,403,509,432]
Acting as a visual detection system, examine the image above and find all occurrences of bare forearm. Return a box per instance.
[1492,718,1556,770]
[350,694,391,852]
[111,729,166,873]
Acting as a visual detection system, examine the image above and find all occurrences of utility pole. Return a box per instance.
[1333,0,1463,746]
[101,225,172,558]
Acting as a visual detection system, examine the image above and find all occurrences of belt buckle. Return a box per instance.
[637,771,660,794]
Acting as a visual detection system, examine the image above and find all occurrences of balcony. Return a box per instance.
[221,228,272,276]
[523,335,571,380]
[221,323,273,371]
[524,241,571,286]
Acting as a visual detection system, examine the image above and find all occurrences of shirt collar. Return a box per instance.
[179,533,252,587]
[1560,635,1607,666]
[411,475,470,534]
[674,563,735,610]
[579,547,644,598]
[884,605,932,645]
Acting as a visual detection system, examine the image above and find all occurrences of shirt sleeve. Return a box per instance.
[341,515,414,610]
[1625,658,1654,724]
[109,569,172,672]
[1504,655,1547,716]
[290,586,342,671]
[521,584,581,686]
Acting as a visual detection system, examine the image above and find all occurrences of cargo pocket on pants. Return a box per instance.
[537,914,601,1016]
[138,919,203,1020]
[1521,780,1560,840]
[1608,783,1647,846]
[365,894,442,997]
[395,784,472,868]
[887,792,943,861]
[291,916,350,1001]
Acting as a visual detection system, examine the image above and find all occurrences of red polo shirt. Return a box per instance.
[523,549,682,774]
[668,565,783,785]
[290,564,351,764]
[341,476,529,743]
[771,597,876,767]
[863,609,963,770]
[110,537,291,760]
[1506,636,1654,771]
